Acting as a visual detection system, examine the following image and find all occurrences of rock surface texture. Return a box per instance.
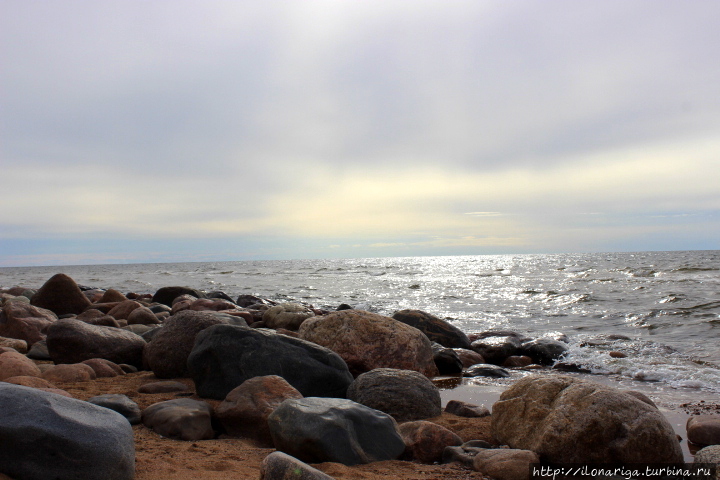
[142,398,215,441]
[392,309,472,349]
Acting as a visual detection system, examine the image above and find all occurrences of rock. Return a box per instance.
[188,324,353,400]
[88,394,142,425]
[473,448,540,480]
[609,351,627,358]
[491,375,684,463]
[0,336,27,353]
[463,363,510,378]
[445,399,490,417]
[471,335,521,365]
[298,310,438,377]
[392,309,471,348]
[267,397,405,465]
[215,375,303,445]
[502,355,533,367]
[0,350,41,380]
[623,390,657,408]
[98,289,128,303]
[687,415,720,446]
[453,348,486,368]
[694,445,720,474]
[260,451,336,480]
[81,358,125,377]
[1,375,56,389]
[346,368,441,422]
[127,306,160,325]
[398,420,463,463]
[46,318,146,368]
[0,301,57,345]
[442,441,492,468]
[107,300,143,320]
[236,294,272,308]
[207,291,235,303]
[142,310,231,378]
[431,342,463,374]
[138,381,191,394]
[263,303,315,331]
[518,338,569,365]
[29,273,92,316]
[0,383,135,480]
[188,298,240,312]
[142,398,214,441]
[41,363,97,383]
[152,286,205,307]
[26,340,51,360]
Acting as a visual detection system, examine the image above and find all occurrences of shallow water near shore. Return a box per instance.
[2,250,719,459]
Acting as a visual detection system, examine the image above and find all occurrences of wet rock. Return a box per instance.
[0,336,27,353]
[398,420,463,463]
[0,383,135,480]
[41,363,97,383]
[152,286,206,307]
[81,358,126,377]
[236,294,273,308]
[445,399,490,418]
[143,310,231,378]
[347,368,441,422]
[502,355,533,367]
[518,338,568,365]
[142,398,215,441]
[88,394,141,425]
[0,350,41,380]
[263,303,316,331]
[188,324,352,400]
[299,310,438,377]
[267,397,405,465]
[215,375,304,445]
[609,351,627,358]
[260,451,336,480]
[431,342,463,374]
[687,415,720,446]
[138,381,191,394]
[207,291,236,303]
[463,363,510,378]
[471,335,522,365]
[0,301,57,345]
[453,348,486,368]
[392,309,472,349]
[46,318,146,368]
[473,448,540,480]
[30,273,92,316]
[552,362,592,373]
[127,306,161,325]
[491,375,684,463]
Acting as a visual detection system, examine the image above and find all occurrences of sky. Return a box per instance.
[1,0,719,267]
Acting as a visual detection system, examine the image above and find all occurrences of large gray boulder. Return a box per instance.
[0,383,135,480]
[392,309,471,349]
[346,368,441,422]
[491,375,684,464]
[267,397,405,465]
[46,318,146,368]
[188,324,353,400]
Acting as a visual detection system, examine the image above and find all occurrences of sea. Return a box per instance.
[2,250,719,456]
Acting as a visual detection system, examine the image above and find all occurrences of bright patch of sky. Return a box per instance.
[1,0,719,266]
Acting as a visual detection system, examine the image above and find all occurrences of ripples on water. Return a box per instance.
[2,251,720,400]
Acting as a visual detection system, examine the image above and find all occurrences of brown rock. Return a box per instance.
[98,289,128,303]
[452,348,485,368]
[127,306,160,325]
[473,448,540,480]
[445,399,490,418]
[2,375,56,389]
[263,303,315,331]
[107,300,143,320]
[41,363,97,383]
[687,414,720,446]
[215,375,303,445]
[142,398,215,441]
[77,309,107,321]
[38,387,74,398]
[30,273,92,315]
[298,310,439,377]
[0,351,42,380]
[502,356,533,368]
[609,351,627,358]
[138,381,191,394]
[0,336,28,354]
[81,358,125,377]
[398,420,463,463]
[0,302,57,345]
[189,298,239,312]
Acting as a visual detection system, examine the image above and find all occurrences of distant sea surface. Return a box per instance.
[3,250,720,408]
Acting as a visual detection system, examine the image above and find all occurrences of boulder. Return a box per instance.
[0,383,135,480]
[81,358,125,377]
[152,286,205,307]
[188,298,240,312]
[392,309,471,348]
[398,420,462,463]
[107,300,143,320]
[502,356,533,368]
[236,294,272,308]
[98,289,127,303]
[41,363,97,383]
[260,451,336,480]
[263,303,315,331]
[0,350,41,380]
[453,348,486,368]
[142,398,214,441]
[88,394,141,425]
[346,368,441,422]
[463,363,510,378]
[491,375,684,463]
[46,318,146,368]
[473,448,540,480]
[142,310,232,378]
[431,342,463,374]
[29,273,92,316]
[694,445,720,476]
[0,336,27,354]
[127,307,160,325]
[26,340,51,360]
[518,338,568,365]
[138,381,191,394]
[445,399,490,418]
[471,335,522,365]
[298,310,438,377]
[267,397,405,465]
[0,302,57,345]
[215,375,304,445]
[188,324,353,400]
[687,415,720,446]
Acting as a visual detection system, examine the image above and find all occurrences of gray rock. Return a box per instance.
[188,324,353,400]
[431,342,463,374]
[138,381,191,394]
[0,383,135,480]
[346,368,441,422]
[88,394,141,424]
[463,363,510,378]
[442,440,494,468]
[445,399,490,417]
[267,397,405,465]
[518,338,569,365]
[260,451,336,480]
[142,398,214,441]
[46,318,146,368]
[473,448,540,480]
[25,339,51,360]
[152,286,206,307]
[471,335,522,365]
[694,445,720,480]
[392,309,472,349]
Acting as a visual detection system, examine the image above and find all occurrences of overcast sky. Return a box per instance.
[1,0,719,266]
